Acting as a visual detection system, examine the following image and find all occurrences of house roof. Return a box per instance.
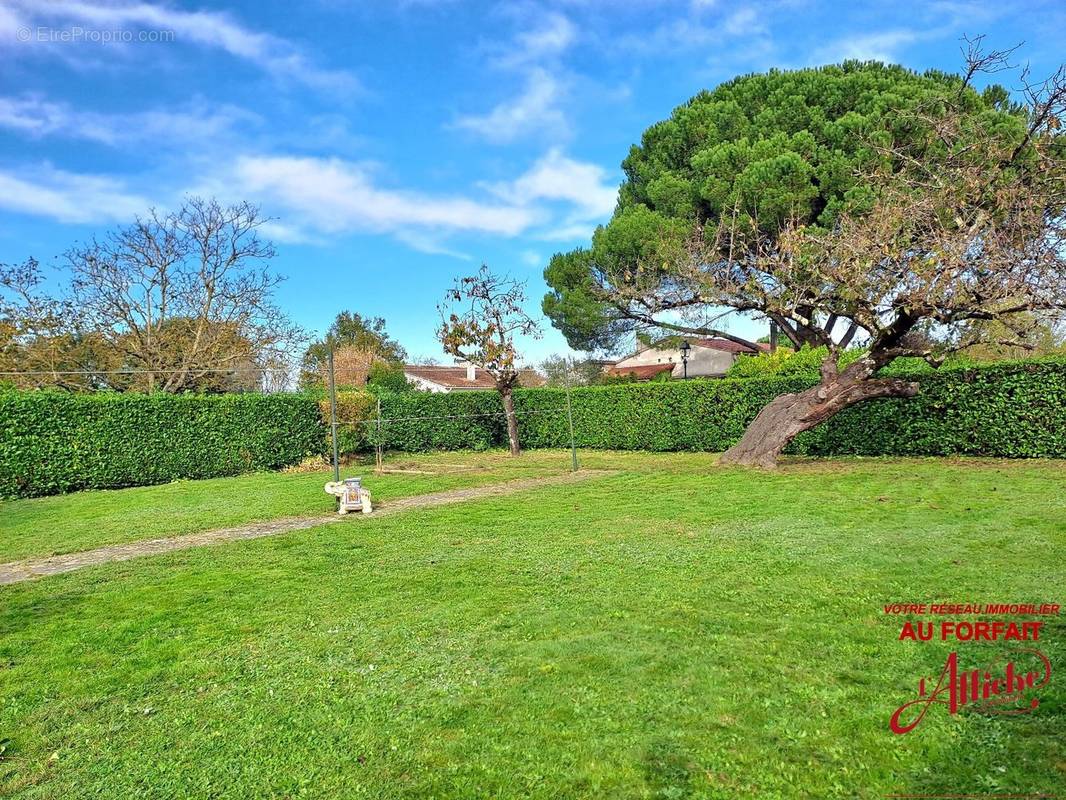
[403,365,497,389]
[605,363,675,379]
[402,365,547,390]
[689,338,769,354]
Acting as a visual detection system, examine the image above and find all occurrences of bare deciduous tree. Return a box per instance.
[1,198,305,392]
[438,265,541,456]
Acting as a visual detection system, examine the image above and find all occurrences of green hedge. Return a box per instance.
[374,359,1066,458]
[0,391,323,498]
[3,359,1062,499]
[375,377,812,452]
[793,360,1066,458]
[376,390,507,451]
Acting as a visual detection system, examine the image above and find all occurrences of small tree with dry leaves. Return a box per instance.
[438,266,541,455]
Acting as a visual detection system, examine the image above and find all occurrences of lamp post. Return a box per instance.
[679,340,691,380]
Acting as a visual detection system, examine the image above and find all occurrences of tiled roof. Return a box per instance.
[403,365,497,389]
[690,338,765,354]
[402,365,547,390]
[605,363,675,379]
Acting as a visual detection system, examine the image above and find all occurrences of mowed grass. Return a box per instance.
[0,453,1064,798]
[0,451,577,562]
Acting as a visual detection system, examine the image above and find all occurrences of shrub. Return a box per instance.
[0,390,323,499]
[727,345,869,378]
[317,390,378,456]
[794,359,1066,458]
[366,362,413,393]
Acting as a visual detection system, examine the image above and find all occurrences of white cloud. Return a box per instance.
[0,148,613,251]
[452,68,567,143]
[0,94,258,146]
[0,165,150,224]
[455,10,578,144]
[519,249,542,267]
[4,0,357,93]
[722,6,762,37]
[482,149,617,242]
[494,12,577,68]
[487,149,617,220]
[536,221,600,242]
[811,30,919,64]
[218,155,537,238]
[212,151,618,248]
[394,231,473,261]
[0,96,68,137]
[0,5,22,39]
[617,2,768,54]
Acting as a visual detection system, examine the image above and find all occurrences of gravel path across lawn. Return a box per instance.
[0,470,616,586]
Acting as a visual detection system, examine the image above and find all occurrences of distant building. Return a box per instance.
[607,338,769,381]
[403,362,546,393]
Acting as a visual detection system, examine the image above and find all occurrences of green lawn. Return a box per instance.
[1,453,1063,798]
[0,451,577,563]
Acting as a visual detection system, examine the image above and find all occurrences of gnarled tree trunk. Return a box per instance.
[499,384,521,456]
[719,357,919,469]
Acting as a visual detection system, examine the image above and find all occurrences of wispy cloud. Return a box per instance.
[618,3,768,53]
[0,165,150,224]
[0,94,259,146]
[394,231,474,261]
[486,148,618,241]
[519,249,543,267]
[452,68,567,143]
[0,146,617,253]
[455,11,579,144]
[492,11,577,68]
[811,29,920,64]
[3,0,358,93]
[489,149,617,218]
[213,155,538,238]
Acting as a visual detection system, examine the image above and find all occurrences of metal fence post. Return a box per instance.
[327,347,340,483]
[376,396,383,473]
[564,357,578,472]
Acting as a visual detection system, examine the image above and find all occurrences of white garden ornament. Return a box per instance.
[324,477,373,515]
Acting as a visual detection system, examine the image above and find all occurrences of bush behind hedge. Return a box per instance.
[0,391,323,498]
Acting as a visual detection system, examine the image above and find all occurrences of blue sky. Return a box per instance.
[1,0,1063,364]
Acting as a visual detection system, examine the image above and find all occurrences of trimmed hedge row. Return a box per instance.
[374,359,1066,458]
[793,360,1066,458]
[3,359,1062,498]
[0,391,323,498]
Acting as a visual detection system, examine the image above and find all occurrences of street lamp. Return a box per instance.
[679,340,691,380]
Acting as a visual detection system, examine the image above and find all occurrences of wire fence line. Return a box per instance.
[3,351,585,472]
[0,363,537,377]
[0,367,296,377]
[334,407,568,426]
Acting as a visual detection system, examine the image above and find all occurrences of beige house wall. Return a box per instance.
[613,345,736,378]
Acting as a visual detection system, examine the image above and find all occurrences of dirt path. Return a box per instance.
[0,470,615,587]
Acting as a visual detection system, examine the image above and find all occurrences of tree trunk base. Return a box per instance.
[718,372,919,468]
[500,386,521,457]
